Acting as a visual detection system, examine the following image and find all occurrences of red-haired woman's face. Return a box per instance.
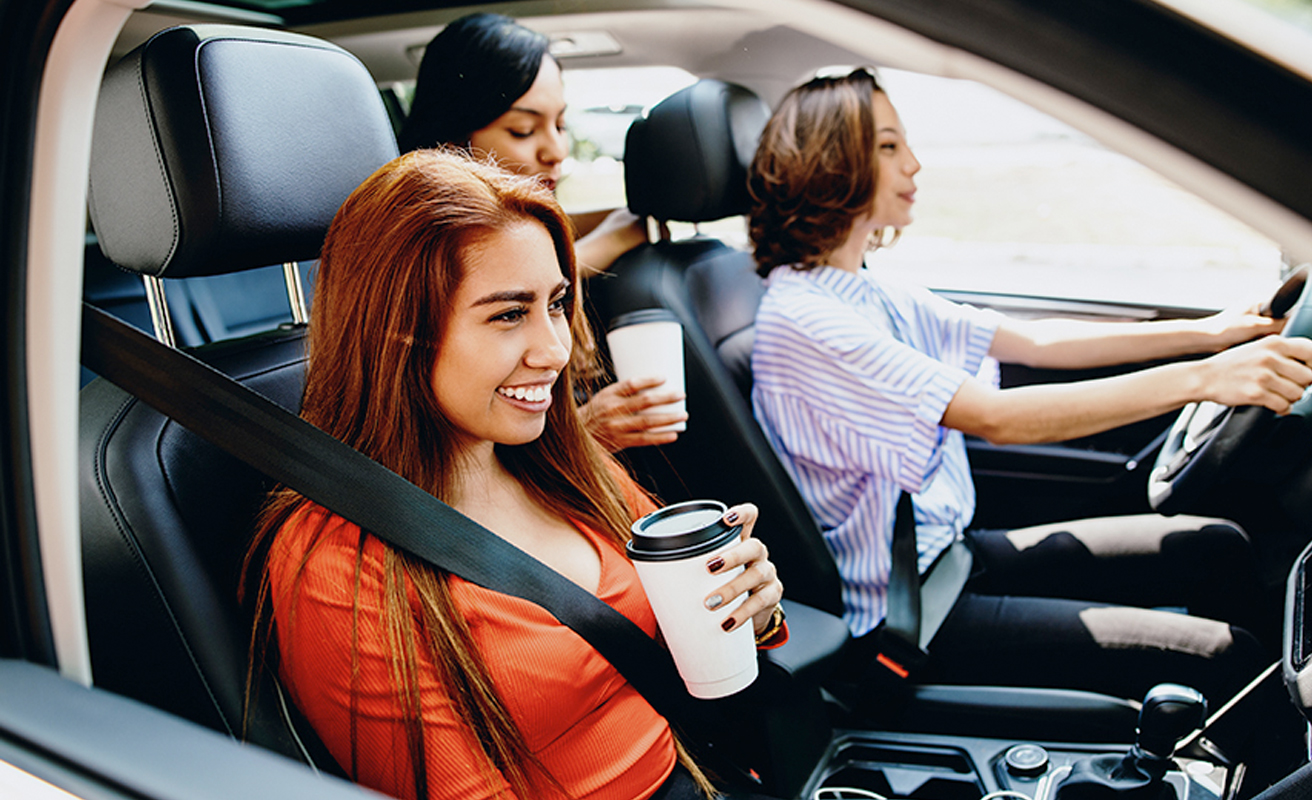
[431,221,572,455]
[468,55,568,191]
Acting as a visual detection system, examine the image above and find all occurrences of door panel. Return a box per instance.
[0,660,375,800]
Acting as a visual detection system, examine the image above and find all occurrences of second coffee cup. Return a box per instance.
[626,499,758,699]
[605,308,686,432]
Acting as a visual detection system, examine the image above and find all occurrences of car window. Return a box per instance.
[872,68,1286,310]
[394,60,1287,312]
[557,65,697,213]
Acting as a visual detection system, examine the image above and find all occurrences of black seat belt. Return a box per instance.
[79,303,744,776]
[872,491,928,679]
[873,490,974,684]
[865,289,968,681]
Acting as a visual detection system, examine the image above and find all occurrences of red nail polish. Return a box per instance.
[707,557,725,573]
[724,511,740,524]
[721,618,736,632]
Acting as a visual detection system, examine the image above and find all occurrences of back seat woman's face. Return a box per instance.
[468,55,569,191]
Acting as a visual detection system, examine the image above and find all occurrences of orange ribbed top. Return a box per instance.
[268,492,676,800]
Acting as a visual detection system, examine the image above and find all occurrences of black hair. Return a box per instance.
[397,13,553,153]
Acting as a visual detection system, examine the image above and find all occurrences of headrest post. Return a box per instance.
[142,275,177,348]
[282,262,310,326]
[657,220,672,242]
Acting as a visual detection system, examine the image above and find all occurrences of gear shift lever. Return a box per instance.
[1134,684,1208,762]
[1054,684,1206,800]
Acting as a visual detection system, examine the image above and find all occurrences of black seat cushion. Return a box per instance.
[88,26,397,278]
[625,79,769,223]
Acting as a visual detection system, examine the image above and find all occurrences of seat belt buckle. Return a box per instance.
[873,634,929,682]
[875,652,912,679]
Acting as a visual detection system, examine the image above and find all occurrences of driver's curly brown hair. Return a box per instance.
[748,68,884,276]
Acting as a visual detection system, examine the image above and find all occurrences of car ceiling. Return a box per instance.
[114,1,868,105]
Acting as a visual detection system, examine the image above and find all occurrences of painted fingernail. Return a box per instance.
[724,510,740,524]
[707,557,725,573]
[721,618,736,632]
[705,594,723,610]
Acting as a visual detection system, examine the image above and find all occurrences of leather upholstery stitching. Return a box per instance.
[91,391,234,736]
[135,49,181,272]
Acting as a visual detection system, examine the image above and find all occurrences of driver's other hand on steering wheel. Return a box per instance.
[1194,303,1288,350]
[1197,335,1312,414]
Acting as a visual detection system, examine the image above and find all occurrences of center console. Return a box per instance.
[759,603,1242,800]
[802,730,1229,800]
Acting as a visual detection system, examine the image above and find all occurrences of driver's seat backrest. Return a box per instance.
[80,24,397,766]
[591,80,846,616]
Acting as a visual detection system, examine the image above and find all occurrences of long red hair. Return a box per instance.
[244,149,651,798]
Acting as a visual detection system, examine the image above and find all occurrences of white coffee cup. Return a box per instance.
[626,499,758,699]
[605,309,686,432]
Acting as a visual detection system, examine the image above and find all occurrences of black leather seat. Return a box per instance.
[80,24,397,765]
[591,79,1141,742]
[595,79,845,617]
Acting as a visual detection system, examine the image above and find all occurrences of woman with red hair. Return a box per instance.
[247,149,785,800]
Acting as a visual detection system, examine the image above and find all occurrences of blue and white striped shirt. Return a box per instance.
[751,265,1002,636]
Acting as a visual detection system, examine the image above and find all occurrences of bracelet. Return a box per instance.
[754,603,786,646]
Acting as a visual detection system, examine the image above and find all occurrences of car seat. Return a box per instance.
[79,24,397,767]
[591,78,1141,742]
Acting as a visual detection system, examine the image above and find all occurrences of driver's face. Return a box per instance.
[868,91,920,231]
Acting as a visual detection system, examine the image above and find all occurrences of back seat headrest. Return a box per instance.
[624,79,770,224]
[88,25,398,279]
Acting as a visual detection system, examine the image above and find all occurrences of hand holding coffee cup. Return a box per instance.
[580,376,688,452]
[700,505,783,638]
[605,309,687,434]
[627,500,782,698]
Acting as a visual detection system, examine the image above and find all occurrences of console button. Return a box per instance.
[1004,744,1050,777]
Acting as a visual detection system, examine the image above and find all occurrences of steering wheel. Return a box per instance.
[1148,266,1312,515]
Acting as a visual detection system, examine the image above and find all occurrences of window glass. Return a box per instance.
[872,69,1283,309]
[557,65,697,213]
[1243,0,1312,31]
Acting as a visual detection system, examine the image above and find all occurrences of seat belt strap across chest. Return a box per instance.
[79,303,734,759]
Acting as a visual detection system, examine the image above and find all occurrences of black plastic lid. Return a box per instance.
[607,307,679,332]
[626,499,740,562]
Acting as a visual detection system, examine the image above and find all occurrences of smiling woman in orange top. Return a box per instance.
[247,150,786,800]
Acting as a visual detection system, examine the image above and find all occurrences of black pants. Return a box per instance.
[921,513,1271,702]
[907,513,1302,784]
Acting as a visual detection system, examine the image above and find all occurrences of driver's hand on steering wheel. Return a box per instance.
[1194,304,1289,351]
[1197,335,1312,414]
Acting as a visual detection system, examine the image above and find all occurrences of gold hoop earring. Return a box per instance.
[868,227,901,251]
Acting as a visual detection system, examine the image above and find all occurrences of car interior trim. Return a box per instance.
[27,0,147,686]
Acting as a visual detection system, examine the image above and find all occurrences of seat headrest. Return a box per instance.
[88,25,399,279]
[624,79,769,224]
